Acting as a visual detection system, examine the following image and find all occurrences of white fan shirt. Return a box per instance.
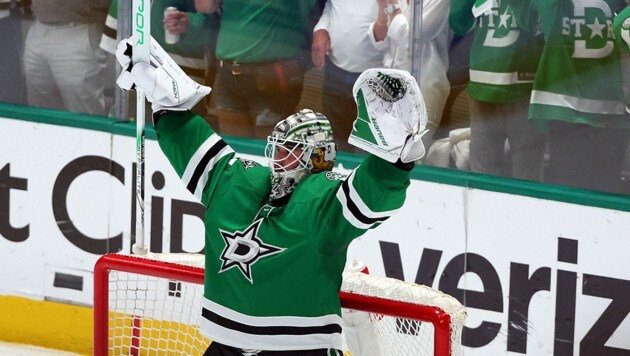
[314,0,387,73]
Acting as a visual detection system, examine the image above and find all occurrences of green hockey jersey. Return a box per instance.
[449,0,543,103]
[154,111,410,350]
[100,0,218,82]
[516,0,629,130]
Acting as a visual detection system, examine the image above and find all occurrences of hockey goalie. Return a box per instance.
[115,36,427,355]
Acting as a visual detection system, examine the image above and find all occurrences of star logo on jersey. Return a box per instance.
[481,5,520,48]
[498,8,512,30]
[587,17,606,39]
[564,0,614,59]
[218,219,285,284]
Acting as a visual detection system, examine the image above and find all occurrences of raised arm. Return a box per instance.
[449,0,476,35]
[315,69,426,253]
[315,154,412,255]
[115,37,235,206]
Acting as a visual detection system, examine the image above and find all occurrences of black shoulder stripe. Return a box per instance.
[186,139,227,194]
[103,26,117,40]
[341,179,389,225]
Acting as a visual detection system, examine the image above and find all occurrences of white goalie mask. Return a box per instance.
[264,109,336,201]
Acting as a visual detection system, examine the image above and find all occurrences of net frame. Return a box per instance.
[94,253,466,356]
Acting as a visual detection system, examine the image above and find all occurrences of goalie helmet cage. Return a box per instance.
[94,253,466,356]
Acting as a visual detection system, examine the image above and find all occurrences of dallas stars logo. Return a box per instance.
[481,4,520,48]
[325,171,347,181]
[563,0,614,59]
[218,219,285,284]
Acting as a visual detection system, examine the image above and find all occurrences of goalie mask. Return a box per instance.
[265,109,336,201]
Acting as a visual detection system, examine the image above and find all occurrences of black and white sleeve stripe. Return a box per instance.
[335,171,400,229]
[99,14,117,54]
[182,133,234,201]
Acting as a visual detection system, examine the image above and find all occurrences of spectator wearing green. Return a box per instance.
[196,0,319,140]
[513,0,629,194]
[449,0,546,181]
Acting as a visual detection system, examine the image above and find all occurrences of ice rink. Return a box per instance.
[0,342,82,355]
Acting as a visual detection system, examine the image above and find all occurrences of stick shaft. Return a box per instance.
[132,0,150,255]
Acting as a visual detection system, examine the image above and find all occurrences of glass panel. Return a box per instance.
[443,0,630,194]
[2,0,628,195]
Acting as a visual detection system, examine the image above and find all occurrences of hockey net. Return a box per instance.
[94,253,466,356]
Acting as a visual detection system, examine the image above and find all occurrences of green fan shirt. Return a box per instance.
[513,0,629,130]
[215,0,316,62]
[449,0,543,103]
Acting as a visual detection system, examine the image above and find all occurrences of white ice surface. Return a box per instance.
[0,342,83,355]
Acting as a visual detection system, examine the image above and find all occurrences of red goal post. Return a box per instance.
[94,253,466,356]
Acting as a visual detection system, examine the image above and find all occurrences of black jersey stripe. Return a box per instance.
[202,308,342,336]
[341,179,389,225]
[186,139,228,194]
[102,25,117,41]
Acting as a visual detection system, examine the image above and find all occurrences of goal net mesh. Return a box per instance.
[95,253,466,356]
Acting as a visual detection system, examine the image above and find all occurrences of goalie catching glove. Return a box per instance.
[349,68,428,163]
[115,37,211,112]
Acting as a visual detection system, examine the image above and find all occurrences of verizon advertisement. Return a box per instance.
[1,117,629,355]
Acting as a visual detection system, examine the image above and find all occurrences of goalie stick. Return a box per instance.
[131,0,150,255]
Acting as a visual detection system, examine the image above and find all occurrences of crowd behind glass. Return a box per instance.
[2,0,630,195]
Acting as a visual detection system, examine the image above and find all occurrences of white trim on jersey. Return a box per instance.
[200,298,344,351]
[99,15,118,54]
[182,134,222,184]
[182,133,234,201]
[469,69,534,85]
[531,90,626,115]
[105,14,117,30]
[191,145,233,200]
[336,171,399,230]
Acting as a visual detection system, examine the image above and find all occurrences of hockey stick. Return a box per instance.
[131,0,150,255]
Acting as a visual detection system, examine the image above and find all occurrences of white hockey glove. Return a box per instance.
[115,37,211,112]
[349,68,428,163]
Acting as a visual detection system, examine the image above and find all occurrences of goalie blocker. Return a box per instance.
[116,37,211,113]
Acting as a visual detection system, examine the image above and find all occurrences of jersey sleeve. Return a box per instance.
[153,110,235,207]
[449,0,476,35]
[99,0,118,54]
[420,0,450,45]
[313,0,332,32]
[315,155,411,255]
